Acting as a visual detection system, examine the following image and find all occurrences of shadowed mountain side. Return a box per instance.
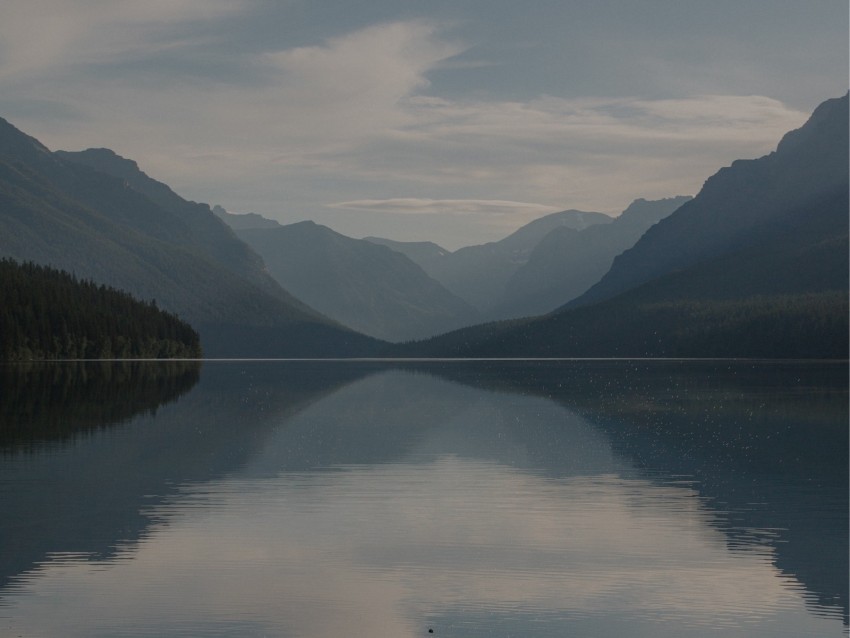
[367,209,611,311]
[398,289,847,360]
[0,361,378,594]
[397,198,849,358]
[491,196,691,319]
[0,118,382,357]
[234,221,480,342]
[398,96,849,360]
[54,150,282,300]
[571,93,849,308]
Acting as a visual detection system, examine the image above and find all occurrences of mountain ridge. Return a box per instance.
[232,220,480,342]
[367,209,612,311]
[491,196,692,319]
[0,118,382,357]
[397,93,849,359]
[570,93,849,309]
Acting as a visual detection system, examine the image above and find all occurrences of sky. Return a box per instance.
[0,1,847,249]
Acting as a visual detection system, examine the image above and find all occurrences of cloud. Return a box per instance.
[0,12,812,246]
[0,0,245,80]
[328,198,562,216]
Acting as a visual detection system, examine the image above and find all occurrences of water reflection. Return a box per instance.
[0,360,200,450]
[420,360,849,623]
[0,361,846,637]
[0,361,369,593]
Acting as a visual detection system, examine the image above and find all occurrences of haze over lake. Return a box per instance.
[1,360,846,637]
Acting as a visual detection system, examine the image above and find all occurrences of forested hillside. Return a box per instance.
[0,259,201,360]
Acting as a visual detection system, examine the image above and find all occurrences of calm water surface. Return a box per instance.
[0,360,847,637]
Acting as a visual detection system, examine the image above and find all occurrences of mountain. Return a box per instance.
[571,93,849,308]
[0,119,381,357]
[400,94,849,359]
[233,221,480,342]
[361,237,451,274]
[491,196,692,319]
[53,148,282,298]
[211,205,282,230]
[368,209,612,311]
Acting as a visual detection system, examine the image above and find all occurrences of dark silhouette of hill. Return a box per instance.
[234,221,479,342]
[0,119,382,357]
[492,196,691,319]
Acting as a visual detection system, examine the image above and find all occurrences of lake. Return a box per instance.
[0,359,847,637]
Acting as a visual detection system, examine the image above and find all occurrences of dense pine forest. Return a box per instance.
[0,259,201,360]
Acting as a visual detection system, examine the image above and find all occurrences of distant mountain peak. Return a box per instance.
[620,195,691,214]
[69,147,141,173]
[616,195,692,224]
[776,92,849,155]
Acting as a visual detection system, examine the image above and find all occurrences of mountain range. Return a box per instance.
[490,196,692,319]
[401,93,849,358]
[0,93,845,359]
[0,125,380,357]
[367,209,613,312]
[571,93,849,309]
[225,217,479,342]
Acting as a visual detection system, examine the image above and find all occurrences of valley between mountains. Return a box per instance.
[1,94,847,359]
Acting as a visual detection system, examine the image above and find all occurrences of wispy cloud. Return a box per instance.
[329,198,562,216]
[0,0,246,79]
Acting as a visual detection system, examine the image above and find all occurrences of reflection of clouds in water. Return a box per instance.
[3,459,832,638]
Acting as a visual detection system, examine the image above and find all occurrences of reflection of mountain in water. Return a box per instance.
[243,367,625,478]
[233,360,848,625]
[0,362,376,594]
[418,360,849,625]
[1,360,845,627]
